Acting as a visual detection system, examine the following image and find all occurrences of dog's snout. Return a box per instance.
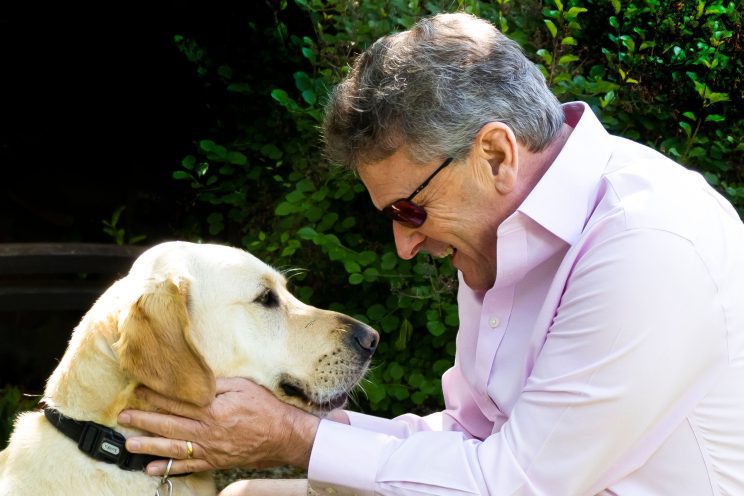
[351,323,379,357]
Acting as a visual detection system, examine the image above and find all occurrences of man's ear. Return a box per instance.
[114,278,216,407]
[474,122,519,194]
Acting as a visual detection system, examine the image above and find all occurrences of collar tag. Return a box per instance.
[78,420,127,465]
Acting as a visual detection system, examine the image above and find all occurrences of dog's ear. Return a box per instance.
[114,278,216,406]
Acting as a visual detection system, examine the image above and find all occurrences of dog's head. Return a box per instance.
[112,241,378,415]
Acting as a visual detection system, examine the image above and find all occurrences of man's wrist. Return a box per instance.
[286,410,321,469]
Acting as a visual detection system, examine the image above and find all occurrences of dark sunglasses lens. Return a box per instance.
[383,200,427,227]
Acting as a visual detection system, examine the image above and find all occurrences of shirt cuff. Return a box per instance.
[308,418,393,495]
[347,409,444,437]
[345,410,409,437]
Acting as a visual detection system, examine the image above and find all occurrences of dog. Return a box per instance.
[0,241,378,495]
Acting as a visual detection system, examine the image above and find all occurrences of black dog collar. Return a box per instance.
[44,407,158,472]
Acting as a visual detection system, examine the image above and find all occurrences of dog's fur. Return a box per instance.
[0,241,377,495]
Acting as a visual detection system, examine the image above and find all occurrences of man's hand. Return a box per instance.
[117,377,321,476]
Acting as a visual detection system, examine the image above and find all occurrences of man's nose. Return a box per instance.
[392,222,425,260]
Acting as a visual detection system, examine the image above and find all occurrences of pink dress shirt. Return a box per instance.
[308,102,744,495]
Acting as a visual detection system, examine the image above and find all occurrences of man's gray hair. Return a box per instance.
[322,12,565,170]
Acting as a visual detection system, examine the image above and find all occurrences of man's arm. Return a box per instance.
[118,377,321,474]
[307,229,727,495]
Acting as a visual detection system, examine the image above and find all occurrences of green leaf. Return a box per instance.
[566,7,587,18]
[207,212,224,235]
[561,36,577,46]
[704,4,727,15]
[389,362,405,380]
[407,374,425,390]
[358,251,377,266]
[199,139,216,152]
[181,155,196,170]
[705,92,730,105]
[381,314,400,333]
[293,71,312,92]
[381,251,398,270]
[426,320,446,336]
[619,35,635,52]
[363,267,379,281]
[536,49,553,65]
[703,172,720,186]
[344,260,361,273]
[227,151,247,165]
[679,121,692,138]
[348,273,364,285]
[558,54,580,65]
[367,304,387,321]
[301,47,316,64]
[297,226,317,239]
[395,318,413,350]
[600,90,616,109]
[172,171,191,180]
[286,190,305,203]
[275,202,294,216]
[365,383,386,404]
[301,89,317,105]
[704,114,725,122]
[260,144,283,160]
[391,386,409,401]
[544,19,558,38]
[270,88,290,105]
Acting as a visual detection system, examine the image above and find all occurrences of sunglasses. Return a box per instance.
[381,157,454,228]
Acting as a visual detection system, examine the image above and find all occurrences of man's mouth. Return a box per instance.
[437,246,455,258]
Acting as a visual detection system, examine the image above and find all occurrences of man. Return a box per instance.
[119,12,744,495]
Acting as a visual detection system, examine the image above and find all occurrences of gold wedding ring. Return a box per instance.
[186,440,194,459]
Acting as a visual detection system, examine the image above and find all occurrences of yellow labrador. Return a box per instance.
[0,241,378,495]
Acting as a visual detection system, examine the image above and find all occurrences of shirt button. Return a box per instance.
[489,316,501,328]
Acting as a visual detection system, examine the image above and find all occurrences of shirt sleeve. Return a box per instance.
[343,409,444,437]
[308,228,727,495]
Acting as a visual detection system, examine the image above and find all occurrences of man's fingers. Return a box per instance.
[118,409,198,440]
[125,435,202,459]
[145,457,212,477]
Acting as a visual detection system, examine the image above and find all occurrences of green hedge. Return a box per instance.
[172,0,742,419]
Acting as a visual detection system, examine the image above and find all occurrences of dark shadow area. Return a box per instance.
[0,1,303,391]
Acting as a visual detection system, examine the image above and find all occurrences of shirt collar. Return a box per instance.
[517,101,614,245]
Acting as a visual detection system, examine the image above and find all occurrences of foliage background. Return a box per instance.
[1,0,742,447]
[171,0,742,419]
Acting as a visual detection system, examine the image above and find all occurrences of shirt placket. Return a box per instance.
[473,223,527,420]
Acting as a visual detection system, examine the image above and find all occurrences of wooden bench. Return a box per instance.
[0,243,146,311]
[0,243,148,389]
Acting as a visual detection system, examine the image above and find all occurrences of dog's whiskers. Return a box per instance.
[279,266,308,281]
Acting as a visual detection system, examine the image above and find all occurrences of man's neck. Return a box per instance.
[518,123,573,198]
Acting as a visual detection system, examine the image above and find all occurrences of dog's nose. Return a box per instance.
[351,323,379,357]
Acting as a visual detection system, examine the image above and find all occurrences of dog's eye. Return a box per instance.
[255,288,278,308]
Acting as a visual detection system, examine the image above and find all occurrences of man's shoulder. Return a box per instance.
[595,137,727,236]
